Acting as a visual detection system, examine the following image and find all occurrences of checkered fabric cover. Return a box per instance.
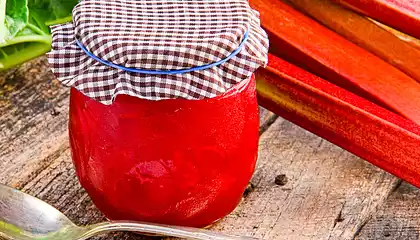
[48,0,269,104]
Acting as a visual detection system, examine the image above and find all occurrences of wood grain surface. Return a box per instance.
[0,58,69,189]
[356,182,420,240]
[0,57,410,240]
[211,119,398,240]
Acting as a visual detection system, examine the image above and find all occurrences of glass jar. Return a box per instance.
[69,75,259,227]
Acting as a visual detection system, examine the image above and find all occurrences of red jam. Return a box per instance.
[69,76,259,227]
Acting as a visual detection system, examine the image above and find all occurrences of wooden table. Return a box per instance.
[1,58,419,240]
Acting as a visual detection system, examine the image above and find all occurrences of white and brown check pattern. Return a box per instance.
[48,0,269,104]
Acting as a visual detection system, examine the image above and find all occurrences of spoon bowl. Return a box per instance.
[0,184,84,240]
[0,184,257,240]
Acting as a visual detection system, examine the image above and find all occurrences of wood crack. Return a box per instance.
[259,114,279,135]
[333,203,345,228]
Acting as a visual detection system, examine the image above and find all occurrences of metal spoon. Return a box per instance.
[0,184,257,240]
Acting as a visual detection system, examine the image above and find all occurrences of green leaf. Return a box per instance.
[0,0,6,42]
[1,0,29,43]
[6,0,29,34]
[0,0,78,71]
[28,0,78,29]
[0,24,52,71]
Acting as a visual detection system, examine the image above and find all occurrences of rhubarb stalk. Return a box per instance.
[250,0,420,124]
[369,18,420,51]
[334,0,420,40]
[287,0,420,84]
[256,54,420,188]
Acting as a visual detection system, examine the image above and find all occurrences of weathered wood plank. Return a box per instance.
[1,58,399,240]
[0,57,70,188]
[355,182,420,240]
[210,119,399,240]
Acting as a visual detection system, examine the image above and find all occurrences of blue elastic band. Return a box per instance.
[76,31,249,75]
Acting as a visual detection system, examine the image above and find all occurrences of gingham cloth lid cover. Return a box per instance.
[48,0,269,104]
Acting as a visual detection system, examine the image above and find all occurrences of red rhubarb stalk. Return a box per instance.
[288,0,420,84]
[256,54,420,187]
[369,18,420,51]
[334,0,420,40]
[250,0,420,124]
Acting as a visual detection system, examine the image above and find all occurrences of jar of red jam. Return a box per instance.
[48,0,268,228]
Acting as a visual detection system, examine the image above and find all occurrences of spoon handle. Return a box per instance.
[78,221,258,240]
